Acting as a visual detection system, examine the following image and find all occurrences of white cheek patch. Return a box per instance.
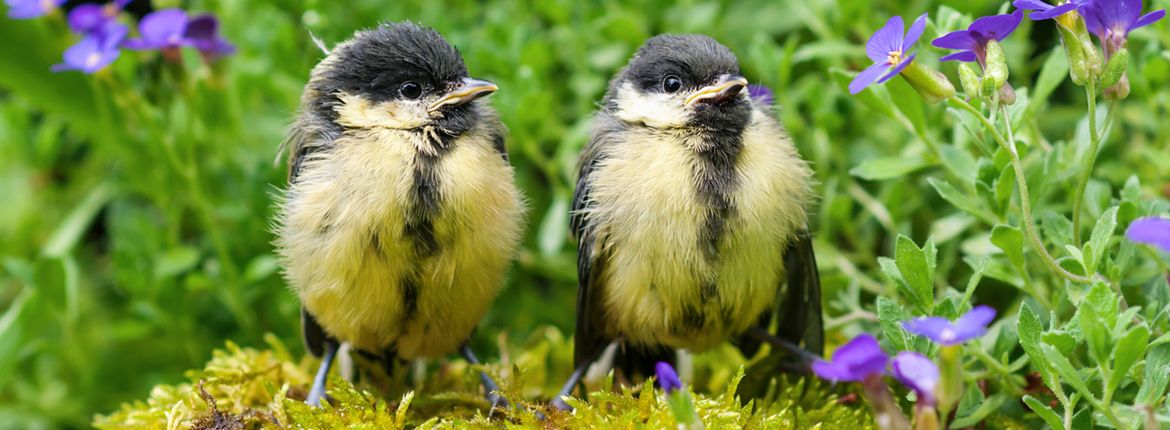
[334,92,430,130]
[612,82,689,129]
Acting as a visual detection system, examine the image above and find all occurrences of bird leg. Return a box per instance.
[458,343,509,411]
[306,341,338,406]
[745,326,820,370]
[552,340,617,411]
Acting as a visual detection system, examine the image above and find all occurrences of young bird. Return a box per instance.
[275,22,525,407]
[555,34,822,409]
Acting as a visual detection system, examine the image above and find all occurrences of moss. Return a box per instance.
[94,330,872,429]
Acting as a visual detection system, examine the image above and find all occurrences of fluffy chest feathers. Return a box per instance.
[585,110,811,350]
[276,126,524,358]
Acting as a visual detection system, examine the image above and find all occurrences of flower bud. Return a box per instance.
[957,63,981,98]
[983,40,1009,90]
[899,61,956,104]
[1105,74,1130,100]
[999,83,1017,106]
[1099,48,1129,90]
[1057,24,1095,86]
[936,345,964,419]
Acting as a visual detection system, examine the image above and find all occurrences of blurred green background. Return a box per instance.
[1,0,1167,428]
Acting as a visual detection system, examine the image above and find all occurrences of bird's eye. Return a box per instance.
[662,76,683,93]
[400,82,423,99]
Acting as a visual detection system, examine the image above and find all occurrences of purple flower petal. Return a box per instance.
[1014,0,1057,11]
[812,334,889,382]
[126,8,190,49]
[892,352,939,405]
[877,52,916,84]
[932,30,977,50]
[184,14,235,58]
[902,306,997,346]
[747,84,774,106]
[7,0,64,19]
[849,61,891,94]
[655,362,682,393]
[1126,217,1170,253]
[67,4,105,32]
[867,16,906,63]
[1033,2,1081,19]
[903,14,929,52]
[953,305,996,340]
[969,9,1025,42]
[1132,9,1166,29]
[940,51,979,62]
[52,34,121,73]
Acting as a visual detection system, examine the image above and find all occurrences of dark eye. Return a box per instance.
[400,82,422,99]
[662,75,683,93]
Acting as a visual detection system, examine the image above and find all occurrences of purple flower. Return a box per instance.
[6,0,65,19]
[933,10,1024,64]
[848,14,928,94]
[892,352,939,406]
[184,14,235,60]
[1015,0,1082,20]
[51,23,127,73]
[812,333,889,382]
[1079,0,1165,56]
[123,8,192,50]
[902,305,997,346]
[748,84,774,106]
[1126,217,1170,253]
[67,0,129,34]
[655,362,682,393]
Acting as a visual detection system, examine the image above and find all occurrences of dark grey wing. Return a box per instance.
[301,307,332,357]
[735,228,822,400]
[737,229,823,357]
[571,113,620,369]
[775,228,823,355]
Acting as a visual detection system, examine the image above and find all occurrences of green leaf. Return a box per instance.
[877,296,914,353]
[538,194,570,256]
[895,235,934,313]
[1077,303,1111,365]
[990,225,1025,268]
[1108,325,1149,395]
[1042,343,1095,400]
[1027,50,1071,120]
[1024,395,1065,430]
[951,394,1007,428]
[849,155,932,180]
[994,165,1015,210]
[1019,303,1062,397]
[928,177,995,223]
[1084,206,1117,273]
[1136,344,1170,405]
[42,183,114,258]
[154,247,202,280]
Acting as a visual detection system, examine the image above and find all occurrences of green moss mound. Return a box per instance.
[93,330,872,429]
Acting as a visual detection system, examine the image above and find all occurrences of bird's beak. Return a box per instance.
[685,75,749,107]
[428,78,498,113]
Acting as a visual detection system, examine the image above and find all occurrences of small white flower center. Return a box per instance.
[103,3,119,17]
[85,52,102,69]
[41,0,56,11]
[940,328,957,342]
[886,50,903,66]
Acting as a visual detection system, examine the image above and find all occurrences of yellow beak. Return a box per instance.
[684,75,749,107]
[428,78,499,113]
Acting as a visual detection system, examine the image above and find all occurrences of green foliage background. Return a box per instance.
[0,0,1168,428]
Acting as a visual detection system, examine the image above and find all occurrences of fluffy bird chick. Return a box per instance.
[275,22,524,407]
[555,34,823,409]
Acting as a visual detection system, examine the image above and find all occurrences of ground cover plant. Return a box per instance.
[1,0,1168,428]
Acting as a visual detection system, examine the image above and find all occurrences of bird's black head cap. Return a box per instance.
[618,34,741,95]
[316,22,468,104]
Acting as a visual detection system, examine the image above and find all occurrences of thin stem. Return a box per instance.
[1072,82,1100,244]
[948,98,1094,284]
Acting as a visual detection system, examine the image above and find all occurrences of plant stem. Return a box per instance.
[948,98,1094,284]
[1072,82,1100,244]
